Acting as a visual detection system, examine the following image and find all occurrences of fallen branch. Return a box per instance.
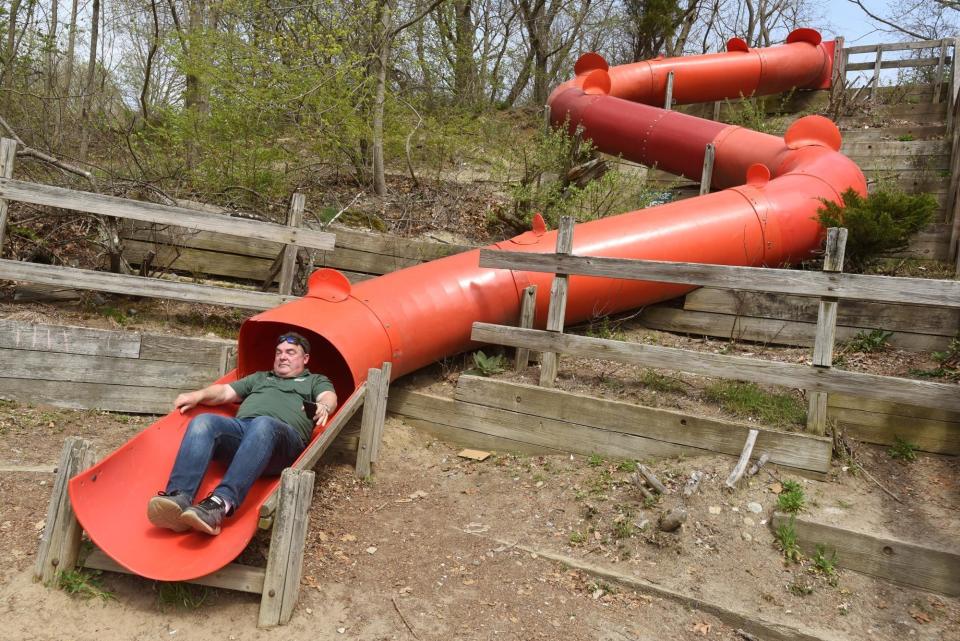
[637,464,668,494]
[726,429,759,489]
[0,114,94,182]
[630,473,654,499]
[391,597,421,640]
[322,192,362,229]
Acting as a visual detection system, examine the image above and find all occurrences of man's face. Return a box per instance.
[274,342,309,378]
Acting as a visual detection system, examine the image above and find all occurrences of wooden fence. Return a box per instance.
[0,319,236,414]
[0,137,336,308]
[472,220,960,454]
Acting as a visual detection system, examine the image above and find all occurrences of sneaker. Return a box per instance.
[147,491,192,532]
[179,494,228,535]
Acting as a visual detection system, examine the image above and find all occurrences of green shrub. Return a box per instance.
[777,480,806,513]
[888,436,918,462]
[846,329,893,353]
[817,188,937,271]
[775,517,802,563]
[465,351,506,377]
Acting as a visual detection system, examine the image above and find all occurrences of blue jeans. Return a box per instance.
[166,414,306,509]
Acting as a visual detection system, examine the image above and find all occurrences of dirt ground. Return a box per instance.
[1,398,958,641]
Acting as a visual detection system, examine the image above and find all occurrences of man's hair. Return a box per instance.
[276,332,311,354]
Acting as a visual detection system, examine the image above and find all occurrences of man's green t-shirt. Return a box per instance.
[229,369,335,442]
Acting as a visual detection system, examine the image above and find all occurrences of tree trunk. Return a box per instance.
[45,0,59,96]
[372,2,393,197]
[78,0,100,162]
[2,0,21,102]
[63,0,79,93]
[453,0,478,107]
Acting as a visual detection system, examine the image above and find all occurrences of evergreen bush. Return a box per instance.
[816,188,937,272]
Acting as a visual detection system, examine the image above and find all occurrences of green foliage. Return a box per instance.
[612,519,635,539]
[897,134,915,141]
[777,480,806,514]
[465,351,506,377]
[912,337,960,381]
[157,582,208,610]
[775,517,802,563]
[584,317,625,340]
[816,188,937,271]
[568,530,586,545]
[616,459,638,473]
[58,569,116,601]
[845,329,893,353]
[812,544,839,578]
[704,381,805,427]
[888,436,918,462]
[508,123,662,228]
[588,454,605,467]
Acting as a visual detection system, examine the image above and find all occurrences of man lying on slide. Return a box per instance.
[147,332,337,535]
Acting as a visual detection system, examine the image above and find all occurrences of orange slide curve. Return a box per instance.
[69,30,865,581]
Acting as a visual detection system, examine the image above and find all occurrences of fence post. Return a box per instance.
[278,192,306,296]
[832,36,847,104]
[539,216,574,387]
[807,228,847,436]
[356,362,391,478]
[515,285,538,371]
[871,44,884,102]
[664,71,674,110]
[699,143,715,196]
[934,39,948,104]
[0,138,18,254]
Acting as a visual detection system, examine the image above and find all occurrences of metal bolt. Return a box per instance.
[51,558,59,566]
[268,589,276,597]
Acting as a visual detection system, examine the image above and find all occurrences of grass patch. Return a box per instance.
[568,530,586,545]
[588,454,605,467]
[775,517,802,563]
[888,436,918,462]
[777,480,806,513]
[812,544,839,581]
[157,582,209,610]
[464,350,506,377]
[703,381,805,427]
[639,369,686,394]
[612,519,635,539]
[616,459,637,473]
[58,569,116,601]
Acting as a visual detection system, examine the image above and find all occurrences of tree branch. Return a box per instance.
[0,114,94,182]
[845,0,928,40]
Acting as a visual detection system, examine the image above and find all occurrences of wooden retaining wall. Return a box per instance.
[0,319,236,414]
[640,286,960,353]
[121,220,471,285]
[389,375,833,478]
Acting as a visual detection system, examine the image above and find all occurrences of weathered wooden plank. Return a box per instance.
[315,245,422,275]
[35,437,94,584]
[0,319,141,358]
[470,323,960,411]
[391,388,708,461]
[12,283,83,302]
[540,216,574,387]
[328,224,471,261]
[355,368,382,478]
[83,549,266,594]
[139,333,236,366]
[846,154,950,171]
[477,250,960,309]
[828,406,960,454]
[699,143,715,195]
[279,193,306,296]
[0,178,335,250]
[123,240,279,282]
[0,138,17,253]
[400,414,559,456]
[455,376,832,473]
[770,512,960,597]
[0,377,180,413]
[122,221,283,258]
[682,288,960,337]
[840,140,950,155]
[844,39,950,54]
[0,348,215,389]
[840,124,946,140]
[370,362,392,463]
[0,259,289,310]
[847,57,952,72]
[642,306,952,352]
[808,228,846,436]
[515,285,538,371]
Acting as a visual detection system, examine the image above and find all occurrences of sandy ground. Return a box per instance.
[1,400,958,641]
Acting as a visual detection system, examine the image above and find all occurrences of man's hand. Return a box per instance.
[174,391,202,414]
[173,384,239,414]
[312,403,331,427]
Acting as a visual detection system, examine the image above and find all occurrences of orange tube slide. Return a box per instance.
[69,30,864,581]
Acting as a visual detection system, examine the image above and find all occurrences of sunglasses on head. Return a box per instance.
[277,334,309,353]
